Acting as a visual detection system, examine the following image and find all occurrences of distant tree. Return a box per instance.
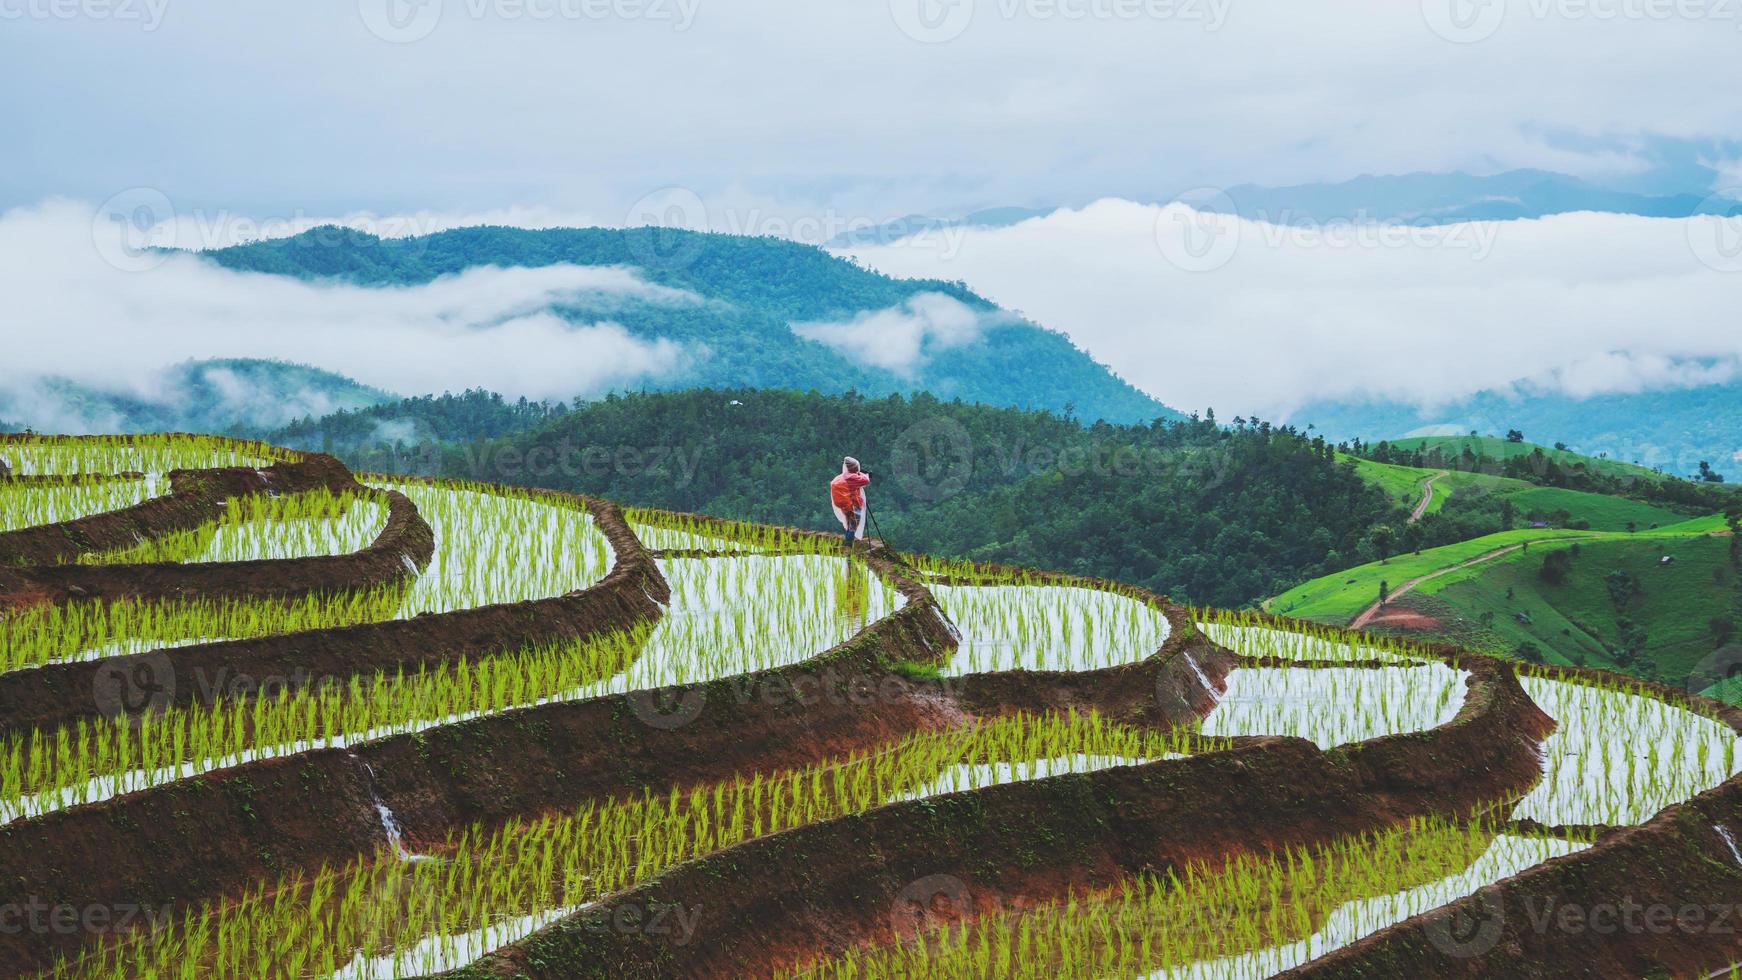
[1605,569,1642,611]
[1401,522,1425,555]
[1369,524,1397,564]
[1554,442,1568,451]
[1379,580,1390,603]
[1539,549,1573,586]
[1699,461,1725,483]
[1500,499,1515,531]
[1614,617,1649,666]
[1626,521,1638,534]
[1506,429,1525,443]
[1516,642,1546,664]
[1711,614,1736,647]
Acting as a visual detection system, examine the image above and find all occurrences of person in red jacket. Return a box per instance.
[830,456,872,546]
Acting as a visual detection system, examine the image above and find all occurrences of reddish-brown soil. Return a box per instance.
[443,654,1551,980]
[1252,612,1742,980]
[0,495,653,740]
[0,471,146,486]
[0,486,433,609]
[420,633,1552,979]
[1282,777,1742,979]
[9,470,1731,979]
[1365,606,1444,630]
[0,528,1236,975]
[0,454,356,570]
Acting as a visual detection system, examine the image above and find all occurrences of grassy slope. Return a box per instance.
[1422,534,1735,686]
[1345,457,1436,511]
[1496,486,1689,532]
[1385,435,1667,483]
[1271,516,1724,625]
[1343,454,1689,530]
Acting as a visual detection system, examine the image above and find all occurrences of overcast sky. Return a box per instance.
[5,1,1742,223]
[3,2,1741,418]
[847,199,1742,416]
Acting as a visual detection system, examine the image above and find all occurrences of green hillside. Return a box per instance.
[1419,533,1737,686]
[1344,454,1692,531]
[1294,378,1742,479]
[201,227,1177,426]
[1345,457,1443,512]
[0,359,395,436]
[1385,435,1668,483]
[1271,528,1613,623]
[1337,449,1693,529]
[284,390,1389,608]
[1271,511,1739,689]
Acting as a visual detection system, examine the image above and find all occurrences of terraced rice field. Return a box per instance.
[2,434,1740,979]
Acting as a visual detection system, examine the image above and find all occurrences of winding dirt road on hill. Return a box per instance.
[1350,531,1618,630]
[1407,470,1449,524]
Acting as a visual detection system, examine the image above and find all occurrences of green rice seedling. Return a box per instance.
[796,819,1588,979]
[0,628,651,824]
[1201,662,1469,749]
[579,555,901,693]
[58,712,1224,979]
[626,508,838,555]
[6,480,614,672]
[78,489,386,566]
[1514,670,1742,826]
[0,587,411,675]
[368,480,613,617]
[5,547,905,822]
[1196,608,1428,664]
[903,554,1057,587]
[928,582,1171,675]
[0,476,163,533]
[0,434,286,477]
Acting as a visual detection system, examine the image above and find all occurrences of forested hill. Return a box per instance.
[276,389,1392,607]
[1292,381,1742,479]
[202,226,1176,425]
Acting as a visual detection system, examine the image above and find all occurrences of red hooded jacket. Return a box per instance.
[830,470,870,510]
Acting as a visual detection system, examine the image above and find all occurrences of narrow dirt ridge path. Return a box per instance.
[1408,470,1449,524]
[1350,533,1600,629]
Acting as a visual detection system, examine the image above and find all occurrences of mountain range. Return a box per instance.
[202,226,1174,426]
[823,168,1741,247]
[0,359,391,436]
[0,227,1176,435]
[1291,381,1742,481]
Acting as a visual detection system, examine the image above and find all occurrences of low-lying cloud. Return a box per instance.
[842,199,1742,417]
[790,292,1004,376]
[0,199,693,430]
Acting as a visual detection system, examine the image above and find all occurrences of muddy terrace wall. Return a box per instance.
[0,471,145,487]
[632,508,1236,728]
[0,486,433,610]
[440,656,1552,980]
[1275,659,1742,980]
[0,512,1235,975]
[0,454,356,569]
[0,493,655,739]
[0,532,942,973]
